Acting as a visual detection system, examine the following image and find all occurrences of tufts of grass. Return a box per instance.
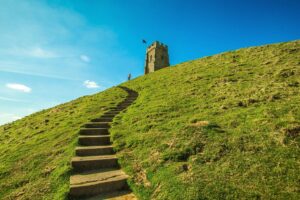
[0,87,127,199]
[1,40,299,200]
[110,40,300,199]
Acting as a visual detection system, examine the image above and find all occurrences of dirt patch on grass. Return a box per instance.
[132,163,151,187]
[190,120,209,127]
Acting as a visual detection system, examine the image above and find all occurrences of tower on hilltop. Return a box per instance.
[144,41,170,74]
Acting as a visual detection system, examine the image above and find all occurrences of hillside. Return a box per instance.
[0,88,128,199]
[0,40,299,199]
[112,40,300,199]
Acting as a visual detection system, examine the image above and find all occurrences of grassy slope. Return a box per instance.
[111,40,300,199]
[0,40,299,200]
[0,87,127,199]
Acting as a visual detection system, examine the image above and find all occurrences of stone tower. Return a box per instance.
[144,41,169,74]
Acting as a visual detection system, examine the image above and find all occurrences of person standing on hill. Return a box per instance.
[128,73,131,81]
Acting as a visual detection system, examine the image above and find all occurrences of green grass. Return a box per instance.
[1,40,299,199]
[0,87,127,199]
[111,40,300,199]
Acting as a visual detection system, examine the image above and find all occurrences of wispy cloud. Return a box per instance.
[0,96,28,102]
[80,55,90,62]
[0,113,22,125]
[0,68,81,81]
[1,113,22,119]
[0,0,108,81]
[83,80,99,89]
[6,47,57,58]
[6,83,32,93]
[1,113,22,120]
[25,47,57,58]
[0,0,138,125]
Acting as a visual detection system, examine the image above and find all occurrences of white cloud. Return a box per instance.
[1,113,22,119]
[6,83,32,93]
[83,80,99,89]
[0,96,28,102]
[0,66,81,81]
[27,47,57,58]
[80,55,90,62]
[0,113,22,125]
[26,108,36,113]
[0,67,80,81]
[10,115,21,120]
[5,47,57,58]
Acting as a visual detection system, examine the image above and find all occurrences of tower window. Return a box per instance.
[161,55,164,60]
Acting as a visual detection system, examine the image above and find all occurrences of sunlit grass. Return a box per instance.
[111,40,300,199]
[0,40,299,200]
[0,87,127,199]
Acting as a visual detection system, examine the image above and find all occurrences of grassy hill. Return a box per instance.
[0,88,127,199]
[0,40,299,199]
[113,40,300,199]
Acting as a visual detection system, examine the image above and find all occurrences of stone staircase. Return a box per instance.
[69,86,138,199]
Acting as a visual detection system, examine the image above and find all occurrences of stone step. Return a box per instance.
[109,110,123,113]
[85,190,136,200]
[76,145,114,156]
[80,128,109,135]
[104,111,121,115]
[121,102,132,105]
[110,108,124,111]
[115,106,128,110]
[110,107,123,110]
[125,98,136,101]
[79,135,111,146]
[127,91,137,94]
[71,155,118,172]
[118,102,132,105]
[101,114,116,118]
[85,122,110,128]
[126,94,137,97]
[116,105,130,108]
[69,169,129,198]
[91,117,113,122]
[106,110,121,113]
[113,106,126,108]
[117,104,132,107]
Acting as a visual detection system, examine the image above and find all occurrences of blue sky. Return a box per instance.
[0,0,299,125]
